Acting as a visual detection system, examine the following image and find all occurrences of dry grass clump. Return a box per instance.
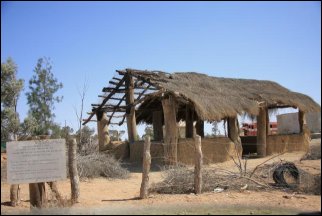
[76,152,129,180]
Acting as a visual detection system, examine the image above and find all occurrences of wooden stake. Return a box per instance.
[68,138,80,203]
[140,136,151,199]
[194,135,202,194]
[125,72,138,143]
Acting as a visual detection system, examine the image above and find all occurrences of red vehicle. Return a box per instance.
[241,122,277,136]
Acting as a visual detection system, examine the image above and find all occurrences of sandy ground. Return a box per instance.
[1,141,321,215]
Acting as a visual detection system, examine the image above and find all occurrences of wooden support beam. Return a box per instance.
[162,95,178,166]
[112,77,122,81]
[185,106,194,138]
[195,118,204,138]
[125,72,138,143]
[96,111,110,151]
[140,136,151,199]
[194,135,202,194]
[257,107,267,157]
[228,117,243,157]
[109,80,125,86]
[102,87,127,93]
[298,110,307,133]
[153,111,163,141]
[83,75,126,125]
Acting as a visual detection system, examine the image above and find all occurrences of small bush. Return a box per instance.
[76,152,130,180]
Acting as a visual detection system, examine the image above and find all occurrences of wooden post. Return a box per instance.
[194,135,202,194]
[266,109,270,135]
[228,117,243,156]
[10,136,20,207]
[125,72,138,143]
[153,111,163,141]
[29,135,47,208]
[29,183,46,208]
[162,95,178,166]
[10,184,20,207]
[257,107,267,157]
[185,106,194,138]
[298,110,307,133]
[97,111,110,151]
[140,136,151,199]
[195,119,204,137]
[68,138,80,203]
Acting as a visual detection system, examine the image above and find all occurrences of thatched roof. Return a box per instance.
[125,69,320,122]
[83,68,320,125]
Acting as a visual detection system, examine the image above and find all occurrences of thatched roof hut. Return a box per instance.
[84,68,320,125]
[84,68,320,161]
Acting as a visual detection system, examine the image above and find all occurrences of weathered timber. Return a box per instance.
[96,111,110,151]
[195,119,204,137]
[125,72,138,143]
[68,138,80,203]
[29,183,46,208]
[257,107,267,157]
[153,111,163,141]
[194,135,202,194]
[298,110,307,133]
[83,76,126,125]
[185,106,194,138]
[228,116,243,156]
[140,136,151,199]
[162,95,178,165]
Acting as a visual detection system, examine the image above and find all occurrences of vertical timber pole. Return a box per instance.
[29,136,47,208]
[69,138,80,203]
[257,107,267,157]
[125,72,138,143]
[195,117,204,138]
[153,111,163,141]
[185,105,194,138]
[140,136,151,199]
[162,95,178,166]
[96,111,110,151]
[194,135,202,194]
[228,116,243,156]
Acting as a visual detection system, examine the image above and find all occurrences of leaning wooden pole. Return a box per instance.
[69,138,80,203]
[140,136,151,199]
[194,135,203,194]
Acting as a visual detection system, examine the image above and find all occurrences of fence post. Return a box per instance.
[140,136,151,199]
[69,138,80,203]
[194,135,202,194]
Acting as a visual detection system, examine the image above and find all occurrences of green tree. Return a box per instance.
[1,58,24,141]
[18,115,38,138]
[26,57,63,135]
[61,126,74,140]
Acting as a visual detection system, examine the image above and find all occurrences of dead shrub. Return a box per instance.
[76,152,129,180]
[150,165,268,194]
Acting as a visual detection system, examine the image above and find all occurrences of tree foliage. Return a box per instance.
[1,58,24,141]
[26,57,63,135]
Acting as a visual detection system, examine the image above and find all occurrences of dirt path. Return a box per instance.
[1,151,321,214]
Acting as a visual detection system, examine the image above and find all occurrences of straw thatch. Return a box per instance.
[120,69,320,123]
